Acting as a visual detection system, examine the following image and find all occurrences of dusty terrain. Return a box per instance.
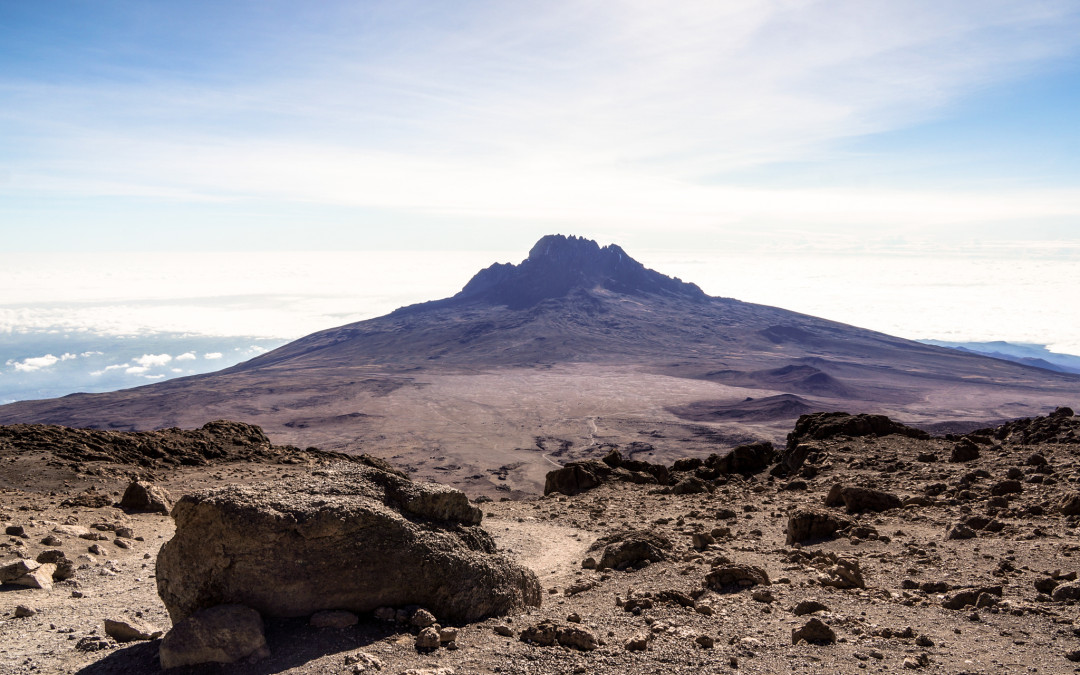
[4,409,1080,674]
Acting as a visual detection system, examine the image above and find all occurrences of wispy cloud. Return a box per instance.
[204,352,223,360]
[2,1,1079,246]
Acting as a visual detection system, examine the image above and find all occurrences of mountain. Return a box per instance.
[1,234,1077,495]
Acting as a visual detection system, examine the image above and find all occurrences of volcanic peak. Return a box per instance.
[451,234,707,310]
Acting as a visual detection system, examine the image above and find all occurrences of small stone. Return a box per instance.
[915,635,934,647]
[14,605,37,618]
[751,589,774,603]
[494,625,513,637]
[104,618,162,642]
[41,535,62,546]
[88,544,106,556]
[625,633,652,651]
[946,523,976,540]
[411,608,437,628]
[793,600,829,616]
[343,651,384,671]
[695,634,715,648]
[556,625,598,651]
[566,612,581,623]
[114,538,131,549]
[5,525,25,536]
[415,627,441,650]
[439,627,459,643]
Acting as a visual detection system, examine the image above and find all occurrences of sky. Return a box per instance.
[1,0,1079,253]
[1,1,1080,402]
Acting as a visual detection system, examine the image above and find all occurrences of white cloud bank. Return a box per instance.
[203,352,223,360]
[7,352,78,372]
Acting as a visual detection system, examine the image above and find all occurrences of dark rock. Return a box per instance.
[705,564,769,591]
[156,463,540,624]
[787,412,929,449]
[589,530,672,570]
[519,621,558,647]
[671,476,708,495]
[786,509,851,545]
[942,586,1002,610]
[792,600,829,616]
[704,442,775,475]
[825,485,902,513]
[119,481,174,514]
[544,460,611,496]
[1052,582,1080,602]
[159,604,270,669]
[792,617,836,644]
[946,523,976,540]
[990,480,1022,497]
[1056,493,1080,516]
[950,439,981,463]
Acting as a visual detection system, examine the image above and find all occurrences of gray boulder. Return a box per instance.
[157,463,541,624]
[159,604,270,669]
[786,509,851,545]
[119,481,173,514]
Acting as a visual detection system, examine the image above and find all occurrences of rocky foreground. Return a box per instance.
[3,410,1080,673]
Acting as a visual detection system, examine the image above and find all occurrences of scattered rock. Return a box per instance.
[14,604,37,617]
[786,509,851,545]
[946,522,976,540]
[589,530,672,570]
[826,486,902,513]
[950,439,981,463]
[792,617,836,644]
[104,618,162,642]
[625,632,652,651]
[990,480,1023,497]
[159,604,270,669]
[410,608,437,628]
[415,627,441,650]
[792,600,829,616]
[556,625,599,651]
[705,564,770,591]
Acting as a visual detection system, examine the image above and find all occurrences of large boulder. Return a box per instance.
[544,460,612,496]
[703,442,775,476]
[787,412,929,449]
[119,481,173,513]
[157,463,541,624]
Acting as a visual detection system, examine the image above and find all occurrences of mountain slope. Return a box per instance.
[0,234,1076,495]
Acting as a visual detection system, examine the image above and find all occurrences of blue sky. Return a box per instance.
[2,0,1079,254]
